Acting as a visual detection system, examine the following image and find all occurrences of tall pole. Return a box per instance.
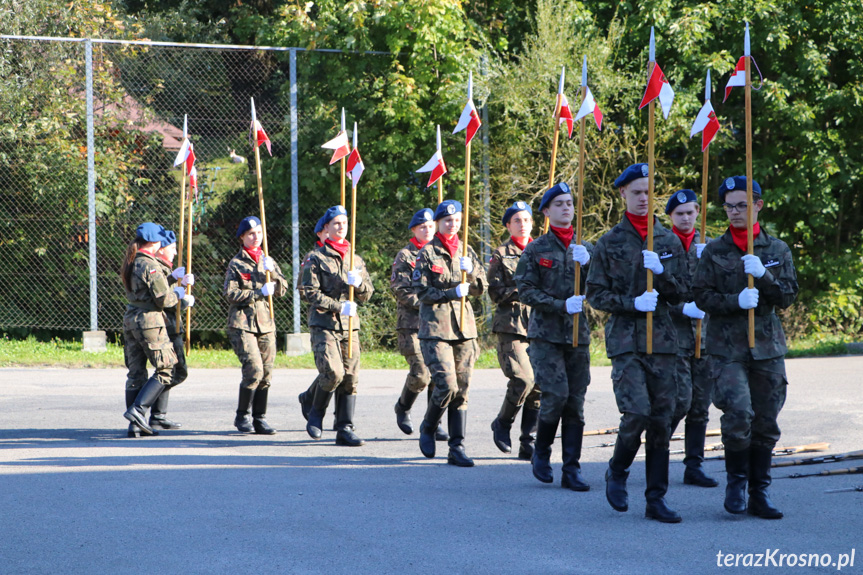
[85,39,98,333]
[290,48,301,334]
[340,108,347,207]
[458,73,475,327]
[251,98,274,319]
[436,125,444,204]
[347,123,358,359]
[695,69,711,359]
[184,192,193,354]
[573,59,587,347]
[175,115,188,333]
[543,66,565,234]
[744,22,756,348]
[646,28,656,355]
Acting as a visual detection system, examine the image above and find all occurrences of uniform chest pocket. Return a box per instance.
[428,257,451,286]
[238,272,254,289]
[607,251,638,286]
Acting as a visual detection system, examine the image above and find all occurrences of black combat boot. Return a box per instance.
[447,407,474,467]
[683,421,718,487]
[332,391,341,431]
[123,377,165,436]
[747,446,783,519]
[394,387,420,435]
[429,386,449,441]
[335,393,365,446]
[560,423,590,492]
[125,389,151,438]
[419,402,446,458]
[234,387,254,433]
[518,406,539,461]
[723,447,749,514]
[644,448,682,523]
[306,386,334,440]
[149,388,182,430]
[490,398,520,454]
[251,387,276,435]
[298,381,315,421]
[605,441,640,512]
[531,419,559,484]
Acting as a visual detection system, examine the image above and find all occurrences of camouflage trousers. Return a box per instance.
[496,333,538,410]
[420,338,478,411]
[528,339,589,425]
[227,328,276,391]
[610,352,678,451]
[168,331,188,389]
[397,329,431,393]
[711,355,787,452]
[671,353,713,430]
[310,327,360,395]
[124,323,177,391]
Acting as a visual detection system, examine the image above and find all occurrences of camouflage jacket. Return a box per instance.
[668,231,707,353]
[488,239,530,336]
[223,249,288,334]
[301,242,373,332]
[692,228,798,360]
[124,251,180,330]
[297,242,324,301]
[586,216,690,357]
[412,236,486,341]
[156,257,185,336]
[514,233,593,345]
[391,241,422,331]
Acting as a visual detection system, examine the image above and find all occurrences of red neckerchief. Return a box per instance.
[410,237,428,250]
[549,225,574,248]
[511,236,532,251]
[672,226,696,252]
[625,212,649,241]
[315,240,324,248]
[729,222,760,253]
[156,253,173,269]
[435,232,460,258]
[325,238,350,259]
[243,246,263,264]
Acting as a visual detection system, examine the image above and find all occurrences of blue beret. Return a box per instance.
[160,229,177,248]
[502,200,533,225]
[664,189,698,214]
[136,222,165,243]
[614,163,650,188]
[236,216,262,238]
[718,176,762,201]
[538,182,571,212]
[434,200,462,221]
[409,208,434,230]
[313,215,327,235]
[320,205,348,229]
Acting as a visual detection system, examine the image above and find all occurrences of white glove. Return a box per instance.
[565,295,584,315]
[340,301,357,317]
[182,294,195,308]
[682,301,705,319]
[738,287,759,310]
[181,273,195,287]
[260,282,275,297]
[695,243,707,259]
[459,256,473,274]
[454,283,470,298]
[741,254,766,278]
[171,266,186,280]
[642,250,664,275]
[263,256,276,272]
[634,290,659,313]
[571,244,590,266]
[346,269,362,288]
[173,286,186,300]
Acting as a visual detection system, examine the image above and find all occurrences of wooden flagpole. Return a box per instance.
[251,98,274,320]
[436,125,444,205]
[695,70,711,359]
[184,191,193,355]
[175,115,188,335]
[340,108,347,207]
[646,29,657,355]
[744,23,756,348]
[347,123,359,359]
[573,60,587,347]
[458,73,477,328]
[543,66,565,234]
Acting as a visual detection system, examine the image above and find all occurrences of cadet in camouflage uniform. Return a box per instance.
[224,216,288,435]
[301,205,374,446]
[488,201,538,460]
[693,176,798,519]
[412,199,486,467]
[514,184,593,491]
[663,190,718,488]
[391,208,448,442]
[121,223,195,436]
[586,164,690,523]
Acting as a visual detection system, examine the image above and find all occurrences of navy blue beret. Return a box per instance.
[236,216,262,238]
[538,182,571,212]
[313,215,327,235]
[320,205,348,229]
[718,176,762,201]
[502,200,533,225]
[434,200,462,221]
[136,222,165,243]
[160,229,177,248]
[665,189,698,214]
[614,163,650,188]
[409,208,434,229]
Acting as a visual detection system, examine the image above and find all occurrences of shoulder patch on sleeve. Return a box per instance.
[412,269,421,280]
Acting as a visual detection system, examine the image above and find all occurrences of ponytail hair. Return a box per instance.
[121,238,147,291]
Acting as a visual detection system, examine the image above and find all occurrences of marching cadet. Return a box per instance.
[391,208,448,442]
[297,215,329,422]
[693,177,798,519]
[514,184,593,490]
[488,201,538,460]
[301,205,374,446]
[412,200,486,467]
[122,223,194,436]
[224,216,288,435]
[586,163,690,523]
[664,190,718,488]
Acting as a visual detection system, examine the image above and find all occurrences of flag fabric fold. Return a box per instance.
[724,57,746,102]
[557,93,574,138]
[416,150,447,188]
[322,131,350,165]
[251,119,272,156]
[638,62,675,119]
[690,100,721,152]
[575,87,603,130]
[453,100,481,146]
[346,148,364,185]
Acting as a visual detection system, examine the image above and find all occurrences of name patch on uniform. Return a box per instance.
[659,251,673,260]
[503,255,518,259]
[539,258,553,268]
[431,265,444,274]
[240,273,252,281]
[764,259,781,268]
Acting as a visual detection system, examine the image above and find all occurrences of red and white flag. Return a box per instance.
[639,62,675,119]
[723,57,746,102]
[188,166,198,201]
[417,150,447,188]
[690,101,720,152]
[173,114,196,174]
[575,87,603,130]
[322,131,350,165]
[250,98,272,156]
[557,93,574,138]
[347,122,365,185]
[453,71,481,146]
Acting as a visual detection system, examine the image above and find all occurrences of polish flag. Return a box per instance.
[173,114,196,174]
[417,150,447,188]
[188,166,198,201]
[453,71,481,146]
[558,93,574,138]
[575,87,603,130]
[322,131,350,165]
[638,62,675,119]
[690,100,720,152]
[723,57,747,102]
[347,122,364,185]
[250,98,272,156]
